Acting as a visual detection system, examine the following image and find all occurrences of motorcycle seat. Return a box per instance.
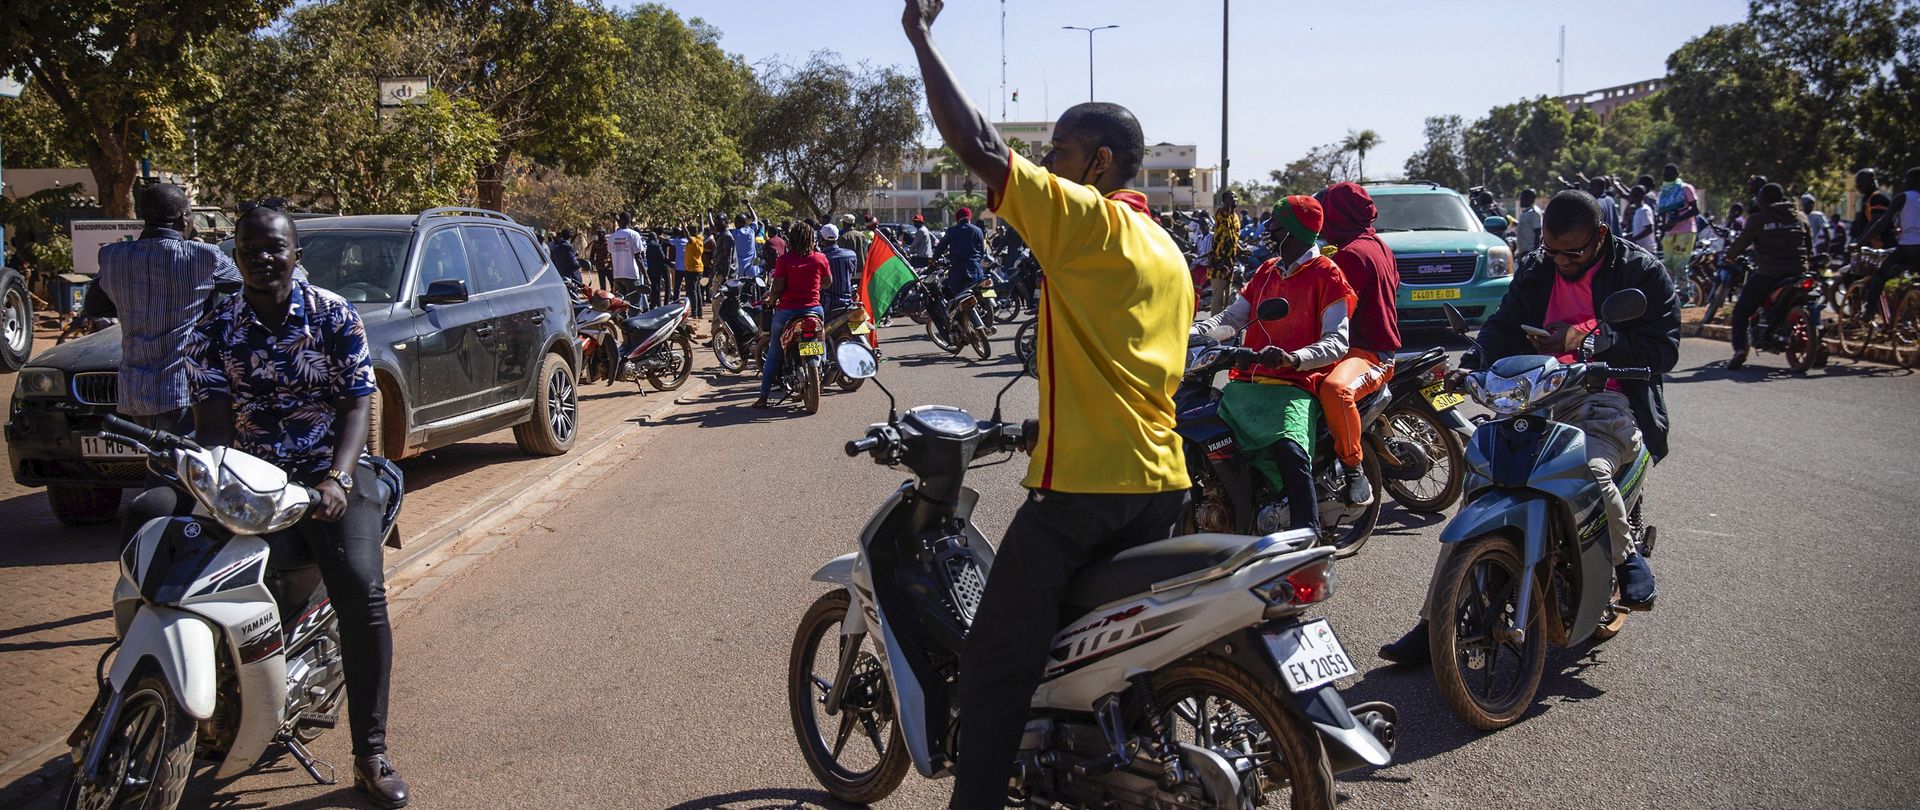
[1392,347,1449,379]
[1063,533,1257,613]
[577,311,613,328]
[623,302,686,341]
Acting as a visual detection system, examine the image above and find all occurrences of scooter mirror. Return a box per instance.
[1600,288,1648,323]
[1255,297,1290,321]
[834,341,879,380]
[1442,303,1470,336]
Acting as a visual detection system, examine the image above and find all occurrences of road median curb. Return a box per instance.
[1682,315,1900,365]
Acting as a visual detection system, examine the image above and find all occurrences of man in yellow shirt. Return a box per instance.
[682,223,705,317]
[903,3,1191,806]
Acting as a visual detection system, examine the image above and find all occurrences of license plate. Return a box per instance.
[1422,382,1466,411]
[1264,619,1357,693]
[979,288,997,299]
[1410,288,1462,301]
[80,434,141,459]
[797,341,824,357]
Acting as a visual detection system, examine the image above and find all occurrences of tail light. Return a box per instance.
[1253,559,1336,606]
[1422,361,1451,386]
[1800,278,1816,290]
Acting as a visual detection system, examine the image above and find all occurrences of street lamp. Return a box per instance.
[1062,25,1118,101]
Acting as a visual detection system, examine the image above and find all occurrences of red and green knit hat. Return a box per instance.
[1272,195,1324,245]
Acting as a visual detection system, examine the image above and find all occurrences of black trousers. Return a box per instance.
[1272,438,1319,531]
[124,464,393,756]
[951,488,1187,809]
[647,267,672,304]
[680,272,704,317]
[1730,272,1793,353]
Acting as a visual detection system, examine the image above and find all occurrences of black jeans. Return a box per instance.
[951,488,1187,809]
[1730,272,1793,353]
[124,464,393,757]
[680,272,704,317]
[1271,438,1319,531]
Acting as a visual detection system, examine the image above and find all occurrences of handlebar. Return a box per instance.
[1596,365,1653,382]
[101,414,202,454]
[845,436,882,457]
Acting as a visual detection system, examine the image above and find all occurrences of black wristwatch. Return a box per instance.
[326,468,355,493]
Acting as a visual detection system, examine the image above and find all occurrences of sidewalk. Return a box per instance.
[0,327,724,802]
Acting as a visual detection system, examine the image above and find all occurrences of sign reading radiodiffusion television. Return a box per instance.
[69,220,146,276]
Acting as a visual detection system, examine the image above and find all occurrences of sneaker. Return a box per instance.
[1378,620,1431,666]
[1341,461,1373,505]
[1616,553,1657,609]
[1726,351,1748,370]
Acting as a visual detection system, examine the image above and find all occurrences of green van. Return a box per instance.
[1366,183,1515,327]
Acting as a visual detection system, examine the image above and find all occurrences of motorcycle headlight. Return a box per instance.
[181,454,217,500]
[1485,245,1513,278]
[1482,372,1534,415]
[14,368,65,398]
[207,463,305,535]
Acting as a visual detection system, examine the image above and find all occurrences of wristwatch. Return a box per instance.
[326,468,355,493]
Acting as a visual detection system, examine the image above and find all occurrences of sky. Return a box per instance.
[627,1,1750,184]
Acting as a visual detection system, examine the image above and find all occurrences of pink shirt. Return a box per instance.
[1545,260,1619,390]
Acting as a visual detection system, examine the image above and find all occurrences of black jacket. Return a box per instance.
[1726,201,1812,278]
[1475,235,1682,459]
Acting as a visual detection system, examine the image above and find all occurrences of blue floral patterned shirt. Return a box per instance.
[184,278,377,476]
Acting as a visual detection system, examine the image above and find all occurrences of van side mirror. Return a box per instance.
[1483,216,1509,234]
[419,279,469,307]
[1600,288,1648,323]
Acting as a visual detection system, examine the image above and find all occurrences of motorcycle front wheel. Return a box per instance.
[1428,535,1547,730]
[646,332,695,391]
[926,318,960,354]
[1146,657,1336,809]
[788,590,909,804]
[712,327,744,373]
[61,674,198,810]
[1379,405,1464,514]
[1325,451,1383,557]
[802,362,822,414]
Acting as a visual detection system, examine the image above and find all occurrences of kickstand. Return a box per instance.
[280,734,337,785]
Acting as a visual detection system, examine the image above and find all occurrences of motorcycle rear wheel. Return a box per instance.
[1428,535,1547,730]
[1146,656,1336,810]
[926,319,960,354]
[788,590,909,805]
[803,363,822,414]
[1783,307,1817,373]
[61,674,198,810]
[646,332,695,391]
[1379,405,1465,514]
[712,327,744,373]
[1325,451,1383,557]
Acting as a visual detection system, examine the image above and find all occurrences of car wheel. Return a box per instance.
[1,270,31,373]
[514,353,577,456]
[47,485,122,526]
[366,382,408,460]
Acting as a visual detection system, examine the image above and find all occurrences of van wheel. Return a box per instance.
[48,485,121,526]
[1,270,31,372]
[514,354,577,456]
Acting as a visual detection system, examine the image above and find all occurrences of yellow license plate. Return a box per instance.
[979,288,997,298]
[1422,382,1466,411]
[798,341,824,357]
[1410,288,1462,301]
[850,321,872,335]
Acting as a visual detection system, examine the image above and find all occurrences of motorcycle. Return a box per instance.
[1376,346,1474,514]
[61,415,402,810]
[926,279,993,360]
[1180,300,1392,556]
[711,276,768,374]
[822,305,876,392]
[1687,222,1748,324]
[610,298,695,392]
[768,310,828,414]
[1743,266,1831,373]
[788,342,1394,808]
[1426,296,1660,730]
[990,247,1039,321]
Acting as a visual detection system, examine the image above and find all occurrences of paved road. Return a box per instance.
[19,321,1920,809]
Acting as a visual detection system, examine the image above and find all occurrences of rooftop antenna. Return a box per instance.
[1000,0,1008,120]
[1557,25,1566,96]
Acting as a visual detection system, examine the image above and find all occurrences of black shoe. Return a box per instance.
[1726,350,1748,370]
[1378,620,1431,666]
[1341,461,1373,505]
[354,754,410,809]
[1616,553,1657,610]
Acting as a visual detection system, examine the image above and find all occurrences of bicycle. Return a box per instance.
[1833,246,1919,366]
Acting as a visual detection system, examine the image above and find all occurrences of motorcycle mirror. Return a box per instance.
[834,341,878,380]
[1600,288,1649,323]
[1255,297,1289,321]
[1442,303,1471,336]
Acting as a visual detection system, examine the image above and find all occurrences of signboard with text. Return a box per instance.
[69,220,146,276]
[378,77,430,107]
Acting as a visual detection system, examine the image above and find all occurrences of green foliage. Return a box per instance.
[0,84,83,167]
[502,162,625,232]
[1664,23,1823,197]
[1271,142,1351,196]
[0,0,291,215]
[605,5,753,221]
[1341,129,1382,182]
[1849,2,1920,172]
[931,191,985,217]
[1402,115,1469,190]
[746,51,922,220]
[28,233,73,275]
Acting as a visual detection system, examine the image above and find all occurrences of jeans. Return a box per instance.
[950,489,1187,809]
[759,306,822,399]
[1729,273,1793,353]
[648,267,672,303]
[679,272,704,317]
[124,464,393,756]
[1316,352,1394,468]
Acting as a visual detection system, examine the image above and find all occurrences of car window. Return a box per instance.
[415,227,472,295]
[462,226,528,295]
[1373,193,1480,233]
[298,230,411,303]
[504,229,549,282]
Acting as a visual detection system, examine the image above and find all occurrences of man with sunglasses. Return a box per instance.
[1379,190,1680,665]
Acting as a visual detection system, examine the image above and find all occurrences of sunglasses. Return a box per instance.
[1539,230,1600,259]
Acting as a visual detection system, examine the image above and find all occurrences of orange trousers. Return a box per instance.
[1317,350,1394,467]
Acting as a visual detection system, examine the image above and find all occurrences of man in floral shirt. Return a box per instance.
[181,207,410,808]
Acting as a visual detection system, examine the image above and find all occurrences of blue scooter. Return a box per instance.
[1424,291,1660,730]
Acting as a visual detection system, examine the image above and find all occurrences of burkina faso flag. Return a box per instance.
[859,230,917,345]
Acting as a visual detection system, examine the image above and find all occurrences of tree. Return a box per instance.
[1221,180,1277,212]
[1664,23,1822,196]
[745,52,921,221]
[1341,129,1382,182]
[0,0,290,216]
[0,84,85,168]
[931,146,974,196]
[503,162,625,232]
[1271,142,1350,196]
[1855,6,1920,172]
[605,4,754,221]
[1402,115,1468,189]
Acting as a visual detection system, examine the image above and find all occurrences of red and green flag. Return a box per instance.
[859,230,917,345]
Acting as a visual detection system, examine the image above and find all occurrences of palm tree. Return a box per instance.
[1342,129,1383,182]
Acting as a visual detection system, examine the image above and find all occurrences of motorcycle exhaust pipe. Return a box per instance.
[1326,700,1397,775]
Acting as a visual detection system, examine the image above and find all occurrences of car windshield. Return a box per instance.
[1374,194,1480,233]
[298,231,411,303]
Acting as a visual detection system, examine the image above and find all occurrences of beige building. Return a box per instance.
[854,121,1217,224]
[1558,78,1667,121]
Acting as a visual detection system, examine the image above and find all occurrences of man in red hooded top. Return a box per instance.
[1193,195,1355,532]
[1317,182,1402,504]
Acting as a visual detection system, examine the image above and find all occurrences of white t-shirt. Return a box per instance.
[607,228,642,280]
[1628,204,1659,252]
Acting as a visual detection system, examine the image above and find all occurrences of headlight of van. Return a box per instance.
[1486,245,1514,278]
[15,368,65,398]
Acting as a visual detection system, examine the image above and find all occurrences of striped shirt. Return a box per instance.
[92,228,242,416]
